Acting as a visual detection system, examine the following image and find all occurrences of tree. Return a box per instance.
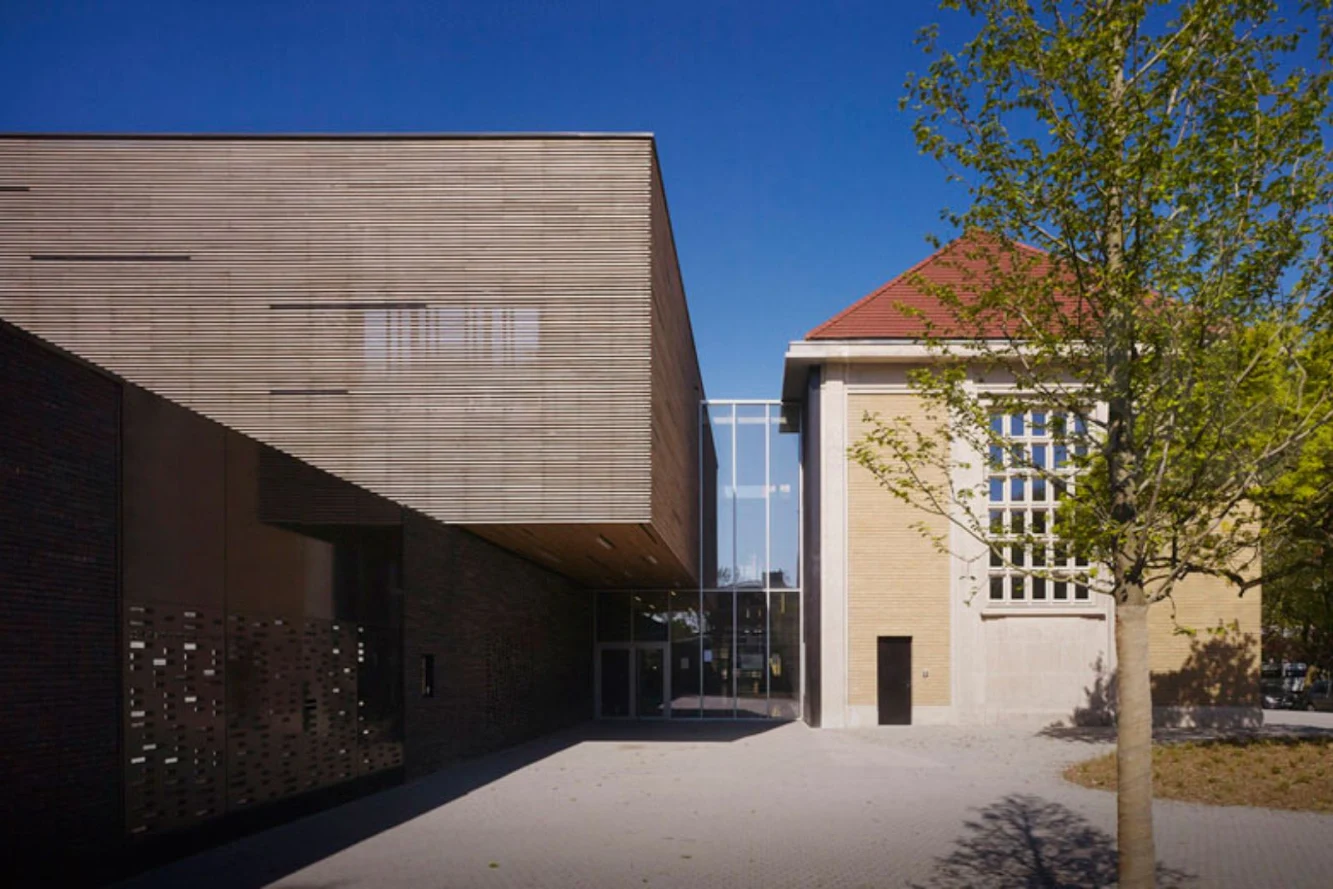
[1259,418,1333,668]
[852,2,1333,886]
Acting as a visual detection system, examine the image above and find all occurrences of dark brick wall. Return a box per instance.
[0,321,597,878]
[0,323,122,877]
[403,512,593,776]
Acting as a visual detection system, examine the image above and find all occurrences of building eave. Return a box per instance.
[782,339,957,401]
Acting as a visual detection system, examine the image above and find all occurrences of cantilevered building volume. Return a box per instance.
[0,134,719,880]
[1,133,703,584]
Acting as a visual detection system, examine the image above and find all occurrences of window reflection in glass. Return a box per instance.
[669,590,702,718]
[701,592,734,717]
[633,591,669,642]
[769,405,800,589]
[735,495,766,587]
[708,403,735,587]
[734,405,768,586]
[769,591,800,719]
[735,592,767,718]
[685,401,806,719]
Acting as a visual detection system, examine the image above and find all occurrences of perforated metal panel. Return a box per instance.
[225,614,305,809]
[356,624,405,775]
[224,615,392,809]
[123,603,226,837]
[301,619,361,788]
[124,607,402,837]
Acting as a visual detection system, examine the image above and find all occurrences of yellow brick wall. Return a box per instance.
[1148,573,1261,707]
[847,393,952,707]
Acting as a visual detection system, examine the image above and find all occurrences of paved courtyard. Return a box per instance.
[115,717,1333,889]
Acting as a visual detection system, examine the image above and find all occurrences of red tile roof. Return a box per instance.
[807,234,1062,340]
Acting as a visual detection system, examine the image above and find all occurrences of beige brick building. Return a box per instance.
[783,238,1260,728]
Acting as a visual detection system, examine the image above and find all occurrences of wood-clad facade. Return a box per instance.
[0,134,702,587]
[648,158,705,581]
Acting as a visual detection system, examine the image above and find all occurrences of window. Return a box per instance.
[420,654,435,698]
[987,410,1091,606]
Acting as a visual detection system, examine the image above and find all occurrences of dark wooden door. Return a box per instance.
[877,637,912,725]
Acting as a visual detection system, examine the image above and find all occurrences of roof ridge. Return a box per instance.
[805,233,1056,340]
[805,236,959,339]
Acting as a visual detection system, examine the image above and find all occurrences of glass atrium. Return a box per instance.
[595,401,802,719]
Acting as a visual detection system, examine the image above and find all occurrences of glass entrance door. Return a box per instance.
[597,643,669,718]
[635,644,668,718]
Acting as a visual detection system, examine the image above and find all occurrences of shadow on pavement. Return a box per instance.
[575,719,790,743]
[1037,721,1333,744]
[911,794,1194,889]
[111,719,785,889]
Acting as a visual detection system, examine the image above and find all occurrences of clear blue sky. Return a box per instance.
[0,0,971,398]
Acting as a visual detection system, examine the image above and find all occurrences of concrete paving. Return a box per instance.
[1262,708,1333,731]
[113,719,1333,889]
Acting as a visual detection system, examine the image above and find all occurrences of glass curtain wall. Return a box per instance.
[701,400,801,718]
[594,401,801,719]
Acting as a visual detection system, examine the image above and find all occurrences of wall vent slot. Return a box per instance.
[269,301,428,311]
[269,389,350,396]
[30,254,191,262]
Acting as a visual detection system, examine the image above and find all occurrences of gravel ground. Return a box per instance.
[113,718,1333,889]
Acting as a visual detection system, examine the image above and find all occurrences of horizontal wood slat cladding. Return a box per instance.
[648,160,704,581]
[0,135,657,528]
[466,521,691,588]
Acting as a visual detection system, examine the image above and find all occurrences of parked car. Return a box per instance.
[1306,678,1333,712]
[1261,661,1314,709]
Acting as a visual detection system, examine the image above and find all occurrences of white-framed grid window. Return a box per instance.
[986,410,1093,606]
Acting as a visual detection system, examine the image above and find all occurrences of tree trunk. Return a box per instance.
[1116,599,1156,889]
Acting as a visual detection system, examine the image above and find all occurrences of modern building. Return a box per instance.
[783,236,1262,729]
[0,133,728,881]
[0,136,1259,883]
[594,400,803,722]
